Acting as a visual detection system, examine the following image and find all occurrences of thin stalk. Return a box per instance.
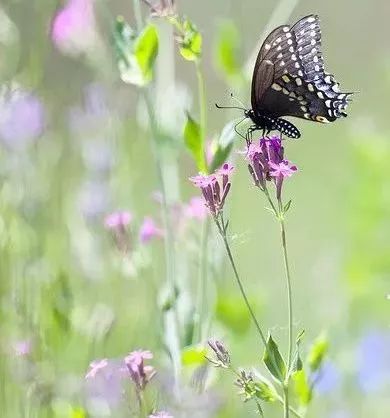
[216,218,267,347]
[195,60,207,148]
[283,385,290,418]
[276,394,302,418]
[194,217,210,343]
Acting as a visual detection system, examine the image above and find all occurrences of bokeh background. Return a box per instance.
[0,0,389,417]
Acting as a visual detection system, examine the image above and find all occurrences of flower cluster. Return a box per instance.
[125,350,156,391]
[207,339,231,368]
[245,136,297,199]
[190,163,234,218]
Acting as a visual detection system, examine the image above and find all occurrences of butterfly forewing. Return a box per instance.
[251,14,352,124]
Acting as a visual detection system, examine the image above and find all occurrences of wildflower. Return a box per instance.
[51,0,98,56]
[207,339,230,368]
[0,89,45,149]
[125,350,156,391]
[85,359,108,379]
[104,211,132,230]
[141,0,176,18]
[190,163,234,218]
[139,217,164,243]
[184,196,208,221]
[149,412,173,418]
[13,340,31,357]
[245,136,297,197]
[234,370,258,402]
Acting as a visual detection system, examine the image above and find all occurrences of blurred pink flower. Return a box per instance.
[104,211,132,230]
[51,0,98,56]
[139,217,164,243]
[185,197,207,221]
[85,358,108,379]
[13,340,32,357]
[125,350,155,391]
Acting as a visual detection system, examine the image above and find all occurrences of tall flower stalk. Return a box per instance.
[245,135,298,418]
[190,164,267,347]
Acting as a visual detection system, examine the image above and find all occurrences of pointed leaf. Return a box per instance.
[134,24,159,82]
[284,200,292,214]
[184,113,206,172]
[293,369,312,406]
[289,329,305,376]
[178,19,202,61]
[263,334,286,383]
[307,333,329,372]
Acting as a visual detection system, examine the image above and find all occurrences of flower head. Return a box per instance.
[184,196,208,221]
[104,211,132,230]
[51,0,98,56]
[85,358,108,379]
[139,217,164,243]
[125,350,155,391]
[207,339,230,368]
[190,163,234,218]
[245,136,297,198]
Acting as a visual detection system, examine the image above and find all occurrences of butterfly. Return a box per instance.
[218,14,353,139]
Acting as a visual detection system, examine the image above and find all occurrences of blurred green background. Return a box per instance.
[0,0,389,417]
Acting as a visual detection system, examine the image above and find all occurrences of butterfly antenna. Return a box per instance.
[215,103,246,111]
[230,93,247,109]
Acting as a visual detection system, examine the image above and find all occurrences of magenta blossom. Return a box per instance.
[13,340,32,357]
[51,0,98,56]
[149,412,173,418]
[245,136,297,198]
[185,196,208,221]
[85,358,108,379]
[190,163,234,217]
[104,211,132,230]
[125,350,155,391]
[139,217,164,243]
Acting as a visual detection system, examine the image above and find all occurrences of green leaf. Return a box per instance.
[184,113,206,172]
[289,329,305,376]
[181,345,207,366]
[293,369,312,406]
[214,20,241,79]
[209,121,235,172]
[113,17,158,86]
[263,335,286,383]
[284,200,292,214]
[178,19,202,61]
[307,333,329,372]
[134,24,159,82]
[254,375,278,402]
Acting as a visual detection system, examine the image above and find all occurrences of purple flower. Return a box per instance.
[357,330,390,393]
[190,163,234,217]
[207,339,230,368]
[149,412,173,418]
[51,0,98,56]
[85,359,108,379]
[185,197,208,221]
[245,136,297,198]
[139,217,164,243]
[0,90,45,149]
[104,211,132,230]
[125,350,156,391]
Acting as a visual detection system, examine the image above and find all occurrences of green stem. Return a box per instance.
[195,60,207,171]
[277,394,302,418]
[194,217,210,343]
[216,218,267,347]
[283,385,290,418]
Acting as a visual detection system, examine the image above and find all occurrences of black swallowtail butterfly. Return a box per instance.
[218,14,353,139]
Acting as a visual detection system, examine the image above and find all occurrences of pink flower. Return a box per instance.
[185,197,208,221]
[51,0,98,56]
[85,358,108,379]
[104,211,132,230]
[190,163,234,217]
[269,160,297,178]
[125,350,155,391]
[13,340,31,357]
[139,217,164,243]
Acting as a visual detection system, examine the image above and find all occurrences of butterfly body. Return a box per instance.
[244,14,352,139]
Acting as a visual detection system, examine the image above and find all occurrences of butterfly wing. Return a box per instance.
[251,15,352,123]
